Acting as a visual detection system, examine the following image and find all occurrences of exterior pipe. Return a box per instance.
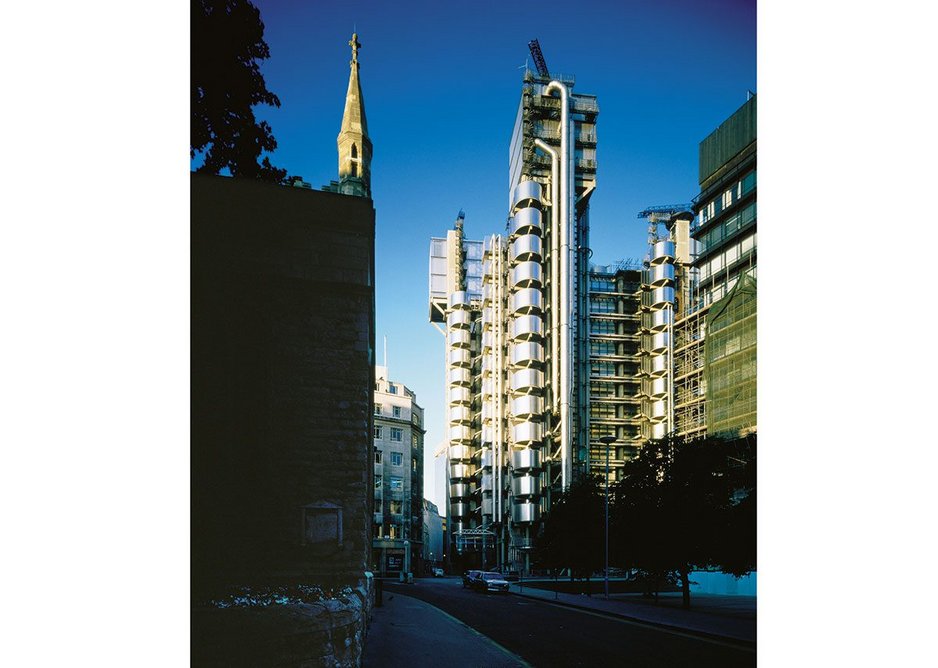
[533,138,560,415]
[546,80,571,490]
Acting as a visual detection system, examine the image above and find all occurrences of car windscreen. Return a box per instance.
[482,572,502,580]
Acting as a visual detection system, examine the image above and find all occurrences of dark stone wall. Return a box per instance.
[191,174,375,596]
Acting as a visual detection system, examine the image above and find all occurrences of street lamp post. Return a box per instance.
[599,435,616,600]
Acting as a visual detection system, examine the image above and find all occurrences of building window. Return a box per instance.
[374,425,382,440]
[374,404,382,416]
[375,450,383,465]
[389,384,398,394]
[375,474,382,490]
[412,434,419,448]
[391,452,403,466]
[722,189,733,210]
[412,458,417,472]
[390,427,403,442]
[390,477,403,491]
[393,406,402,418]
[389,524,400,539]
[390,500,402,515]
[350,143,358,177]
[375,498,382,514]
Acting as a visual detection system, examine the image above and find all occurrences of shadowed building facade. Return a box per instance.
[191,32,377,667]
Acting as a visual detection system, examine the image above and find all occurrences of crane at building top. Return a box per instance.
[528,39,550,77]
[639,204,694,247]
[637,204,694,223]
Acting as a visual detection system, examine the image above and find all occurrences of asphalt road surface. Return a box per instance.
[384,577,755,668]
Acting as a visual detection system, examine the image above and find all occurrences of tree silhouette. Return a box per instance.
[611,434,756,608]
[191,0,287,182]
[533,476,605,583]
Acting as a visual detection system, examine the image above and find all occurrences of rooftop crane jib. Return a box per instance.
[528,39,550,77]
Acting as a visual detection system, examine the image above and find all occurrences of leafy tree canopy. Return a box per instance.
[533,475,605,579]
[191,0,287,182]
[611,433,756,608]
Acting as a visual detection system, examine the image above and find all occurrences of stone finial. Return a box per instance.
[349,33,361,66]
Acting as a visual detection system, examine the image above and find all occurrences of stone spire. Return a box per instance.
[337,32,371,198]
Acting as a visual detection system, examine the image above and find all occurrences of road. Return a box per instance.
[383,577,755,668]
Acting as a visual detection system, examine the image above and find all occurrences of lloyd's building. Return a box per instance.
[429,66,600,575]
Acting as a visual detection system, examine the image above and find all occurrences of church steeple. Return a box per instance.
[337,32,372,198]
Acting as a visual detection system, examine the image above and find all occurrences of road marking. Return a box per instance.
[529,598,755,653]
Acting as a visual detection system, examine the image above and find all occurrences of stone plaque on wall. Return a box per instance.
[301,502,343,547]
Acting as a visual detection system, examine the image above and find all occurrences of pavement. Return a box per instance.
[363,578,754,666]
[362,587,530,667]
[508,580,756,645]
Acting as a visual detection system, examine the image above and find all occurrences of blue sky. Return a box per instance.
[244,0,756,509]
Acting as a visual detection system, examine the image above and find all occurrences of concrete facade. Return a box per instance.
[372,366,425,576]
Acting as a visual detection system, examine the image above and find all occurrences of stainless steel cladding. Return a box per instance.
[652,240,675,262]
[510,315,544,341]
[450,463,473,479]
[511,180,543,210]
[510,447,542,471]
[481,283,494,305]
[645,355,668,377]
[647,263,675,286]
[449,444,472,461]
[510,368,544,394]
[451,502,470,518]
[512,422,543,446]
[511,501,539,523]
[449,367,472,386]
[481,331,493,352]
[510,288,543,314]
[449,348,471,367]
[450,386,472,404]
[648,377,668,399]
[449,425,473,443]
[449,328,471,348]
[480,379,493,400]
[511,395,544,419]
[480,449,493,469]
[481,402,494,421]
[510,261,543,288]
[649,308,673,332]
[481,497,493,515]
[510,207,542,237]
[481,425,493,444]
[650,286,675,308]
[650,400,667,420]
[510,341,544,367]
[448,291,470,309]
[510,474,540,497]
[510,234,542,262]
[651,422,666,440]
[450,405,472,424]
[646,332,670,354]
[447,309,471,329]
[481,471,493,492]
[450,483,471,498]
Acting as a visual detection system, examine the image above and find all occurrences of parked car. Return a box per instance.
[472,571,510,594]
[462,570,481,588]
[432,567,444,577]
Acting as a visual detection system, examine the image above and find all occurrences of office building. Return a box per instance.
[429,68,600,574]
[673,95,757,439]
[372,366,426,576]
